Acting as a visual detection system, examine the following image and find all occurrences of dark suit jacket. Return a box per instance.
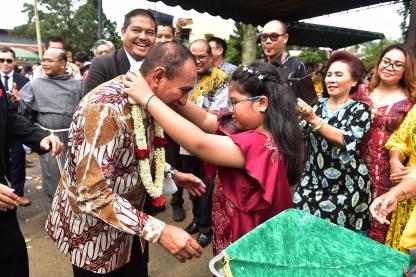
[84,48,130,94]
[0,81,48,184]
[12,72,29,91]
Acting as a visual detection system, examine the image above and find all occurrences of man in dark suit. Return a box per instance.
[0,47,31,206]
[0,79,63,277]
[84,9,157,94]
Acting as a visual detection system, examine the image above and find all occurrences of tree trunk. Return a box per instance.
[241,24,257,65]
[406,0,416,48]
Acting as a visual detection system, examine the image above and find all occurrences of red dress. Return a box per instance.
[211,110,294,255]
[353,85,413,243]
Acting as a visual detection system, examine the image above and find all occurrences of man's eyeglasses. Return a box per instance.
[228,96,262,109]
[41,59,63,64]
[194,55,208,62]
[0,58,14,64]
[380,59,405,71]
[260,33,286,42]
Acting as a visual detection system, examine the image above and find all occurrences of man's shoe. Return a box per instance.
[197,233,212,248]
[17,196,31,206]
[185,219,199,234]
[172,206,186,222]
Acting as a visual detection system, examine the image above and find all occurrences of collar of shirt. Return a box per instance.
[0,70,14,79]
[124,48,144,69]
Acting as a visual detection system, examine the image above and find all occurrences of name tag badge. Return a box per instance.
[197,96,205,107]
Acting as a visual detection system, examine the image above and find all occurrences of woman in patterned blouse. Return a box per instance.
[352,44,416,244]
[294,51,372,234]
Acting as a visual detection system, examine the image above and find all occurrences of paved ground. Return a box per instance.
[17,153,213,277]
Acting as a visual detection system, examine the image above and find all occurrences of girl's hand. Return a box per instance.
[123,71,154,107]
[390,166,415,185]
[369,188,403,224]
[297,98,317,122]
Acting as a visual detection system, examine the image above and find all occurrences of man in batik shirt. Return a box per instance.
[46,41,203,276]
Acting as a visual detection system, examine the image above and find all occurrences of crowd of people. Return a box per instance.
[1,7,416,277]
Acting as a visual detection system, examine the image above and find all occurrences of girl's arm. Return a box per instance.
[173,101,218,134]
[124,72,245,169]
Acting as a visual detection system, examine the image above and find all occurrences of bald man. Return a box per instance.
[18,48,84,209]
[261,20,307,83]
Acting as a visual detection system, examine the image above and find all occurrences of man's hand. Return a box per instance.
[158,224,203,262]
[40,134,63,158]
[172,171,206,197]
[0,184,19,211]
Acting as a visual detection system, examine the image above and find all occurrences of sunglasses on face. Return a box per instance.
[0,58,14,64]
[260,33,286,42]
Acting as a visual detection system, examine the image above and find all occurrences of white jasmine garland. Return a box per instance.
[131,104,165,198]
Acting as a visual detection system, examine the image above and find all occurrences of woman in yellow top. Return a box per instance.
[383,105,416,252]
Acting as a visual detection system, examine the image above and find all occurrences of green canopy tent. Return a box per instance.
[12,47,39,64]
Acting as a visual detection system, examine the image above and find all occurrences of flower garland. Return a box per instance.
[131,104,167,199]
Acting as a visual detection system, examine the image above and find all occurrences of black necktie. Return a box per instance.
[4,75,9,92]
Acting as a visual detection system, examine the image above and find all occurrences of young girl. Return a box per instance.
[124,60,305,255]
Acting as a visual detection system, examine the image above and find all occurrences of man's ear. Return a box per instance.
[258,96,269,112]
[149,67,166,89]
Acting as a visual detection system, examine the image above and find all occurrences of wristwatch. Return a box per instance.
[164,164,177,178]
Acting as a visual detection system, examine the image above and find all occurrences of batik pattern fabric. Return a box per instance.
[45,76,165,274]
[353,85,413,243]
[211,109,294,256]
[293,98,372,231]
[218,62,237,77]
[385,105,416,253]
[188,67,228,111]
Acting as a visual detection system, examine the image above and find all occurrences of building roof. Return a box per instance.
[286,22,385,49]
[151,0,392,26]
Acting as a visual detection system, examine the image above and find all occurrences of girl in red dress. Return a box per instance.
[124,60,305,256]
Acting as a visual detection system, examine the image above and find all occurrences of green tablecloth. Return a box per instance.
[223,209,413,277]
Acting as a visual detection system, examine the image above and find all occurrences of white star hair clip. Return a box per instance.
[258,75,264,80]
[243,66,249,72]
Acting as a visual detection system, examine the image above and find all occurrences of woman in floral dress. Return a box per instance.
[294,51,371,234]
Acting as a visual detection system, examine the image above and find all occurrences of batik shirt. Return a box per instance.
[293,98,372,231]
[188,67,228,111]
[45,76,165,273]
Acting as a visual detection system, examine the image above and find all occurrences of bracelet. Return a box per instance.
[313,118,324,131]
[145,94,156,110]
[391,186,407,200]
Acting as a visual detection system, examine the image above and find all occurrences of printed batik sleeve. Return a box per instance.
[338,102,371,164]
[385,105,416,159]
[69,103,165,243]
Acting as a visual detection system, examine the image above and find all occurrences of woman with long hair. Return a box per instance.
[123,60,305,255]
[294,51,372,234]
[353,44,415,244]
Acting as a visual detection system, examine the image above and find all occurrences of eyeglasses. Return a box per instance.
[260,33,286,42]
[194,55,208,62]
[0,58,14,64]
[41,58,63,64]
[380,59,405,71]
[228,96,262,109]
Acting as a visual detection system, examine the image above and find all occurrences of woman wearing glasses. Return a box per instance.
[352,44,415,246]
[294,51,372,235]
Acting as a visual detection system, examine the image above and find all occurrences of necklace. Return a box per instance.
[131,104,167,199]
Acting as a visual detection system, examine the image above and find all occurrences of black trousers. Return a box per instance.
[72,236,148,277]
[6,141,26,196]
[0,209,29,277]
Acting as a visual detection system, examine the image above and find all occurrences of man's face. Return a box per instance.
[156,26,174,44]
[208,41,222,60]
[41,49,66,77]
[95,44,113,57]
[190,42,212,76]
[121,15,156,61]
[261,21,288,62]
[154,59,197,106]
[0,51,16,74]
[48,41,64,50]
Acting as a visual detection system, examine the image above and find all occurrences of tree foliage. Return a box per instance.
[297,47,328,65]
[14,0,120,56]
[398,0,411,39]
